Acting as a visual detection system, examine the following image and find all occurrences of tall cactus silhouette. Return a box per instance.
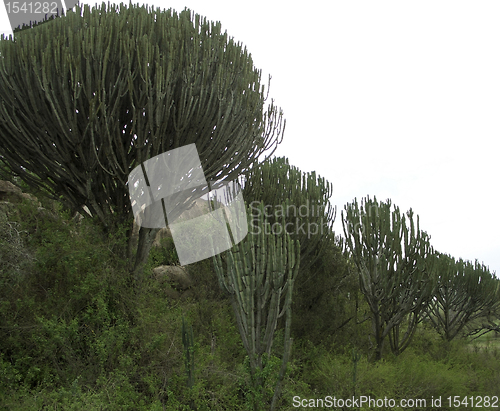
[342,196,435,360]
[241,157,334,274]
[213,201,300,411]
[426,253,500,341]
[0,2,284,276]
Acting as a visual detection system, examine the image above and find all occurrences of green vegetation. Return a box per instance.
[214,201,300,411]
[241,157,335,273]
[0,182,499,410]
[342,196,435,360]
[0,1,284,277]
[426,252,500,341]
[0,2,499,409]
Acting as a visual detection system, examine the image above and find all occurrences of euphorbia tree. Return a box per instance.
[0,2,284,274]
[241,156,335,273]
[426,252,500,341]
[213,201,300,411]
[342,196,435,360]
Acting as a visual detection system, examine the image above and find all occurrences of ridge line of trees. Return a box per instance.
[342,196,500,360]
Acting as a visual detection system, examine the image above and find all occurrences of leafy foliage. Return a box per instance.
[0,186,499,409]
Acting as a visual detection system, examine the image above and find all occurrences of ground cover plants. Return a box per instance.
[1,3,499,409]
[0,190,499,410]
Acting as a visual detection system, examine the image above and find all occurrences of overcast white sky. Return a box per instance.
[1,1,499,276]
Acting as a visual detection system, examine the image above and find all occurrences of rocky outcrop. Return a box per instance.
[0,179,199,299]
[0,180,40,205]
[152,265,194,300]
[153,265,193,290]
[0,180,43,223]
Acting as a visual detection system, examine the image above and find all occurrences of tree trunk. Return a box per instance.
[132,225,160,280]
[375,338,384,361]
[373,313,384,361]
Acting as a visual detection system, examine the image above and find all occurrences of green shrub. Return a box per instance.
[2,197,499,410]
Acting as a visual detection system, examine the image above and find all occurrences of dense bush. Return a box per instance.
[291,235,361,350]
[1,197,499,410]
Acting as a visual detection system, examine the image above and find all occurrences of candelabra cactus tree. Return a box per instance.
[0,2,284,276]
[241,157,334,274]
[213,201,300,411]
[426,252,500,341]
[342,196,435,360]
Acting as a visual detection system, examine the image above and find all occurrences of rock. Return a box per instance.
[72,206,93,224]
[152,265,193,290]
[0,180,65,229]
[0,180,43,223]
[0,180,40,205]
[152,226,172,247]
